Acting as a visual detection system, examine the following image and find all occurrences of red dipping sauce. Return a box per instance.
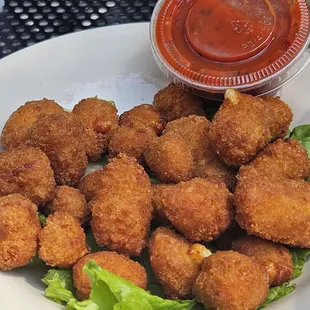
[150,0,310,99]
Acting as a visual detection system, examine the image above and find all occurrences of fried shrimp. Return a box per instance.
[149,227,211,299]
[38,212,89,268]
[1,98,64,149]
[193,251,269,310]
[0,147,55,205]
[0,194,41,270]
[209,89,292,167]
[73,251,147,300]
[72,97,118,161]
[29,112,87,186]
[232,235,294,286]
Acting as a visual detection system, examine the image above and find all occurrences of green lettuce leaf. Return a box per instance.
[291,248,310,279]
[289,124,310,158]
[38,212,47,226]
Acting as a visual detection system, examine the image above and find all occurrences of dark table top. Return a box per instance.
[0,0,157,58]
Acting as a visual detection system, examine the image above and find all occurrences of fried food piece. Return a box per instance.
[72,97,118,161]
[0,194,41,270]
[73,251,147,300]
[149,227,211,299]
[119,104,164,135]
[29,112,87,186]
[238,139,310,182]
[232,235,294,286]
[193,251,269,310]
[47,186,90,224]
[235,176,310,248]
[90,154,152,256]
[38,212,89,268]
[153,83,205,122]
[1,99,64,149]
[209,89,293,167]
[144,133,194,183]
[0,147,55,205]
[162,178,234,242]
[164,116,237,189]
[109,126,157,161]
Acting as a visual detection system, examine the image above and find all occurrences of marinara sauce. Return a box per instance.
[150,0,310,97]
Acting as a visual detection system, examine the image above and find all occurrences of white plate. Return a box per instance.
[0,22,309,310]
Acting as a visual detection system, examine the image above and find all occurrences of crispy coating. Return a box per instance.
[232,235,294,286]
[144,133,194,183]
[1,99,64,149]
[162,178,234,242]
[73,251,147,300]
[119,104,164,135]
[90,154,152,256]
[153,83,205,122]
[208,89,293,167]
[193,251,269,310]
[235,176,310,248]
[72,97,118,161]
[38,212,89,268]
[164,116,237,189]
[0,194,41,270]
[109,126,157,161]
[0,147,55,205]
[47,186,90,224]
[29,112,87,186]
[149,227,210,299]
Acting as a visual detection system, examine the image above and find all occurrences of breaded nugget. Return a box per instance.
[235,177,310,248]
[29,112,87,186]
[0,147,55,205]
[232,235,294,286]
[47,186,89,224]
[73,251,147,300]
[163,116,236,189]
[109,126,157,161]
[144,133,194,183]
[153,83,205,122]
[1,99,64,149]
[238,139,310,182]
[209,89,293,167]
[90,154,152,256]
[193,251,269,310]
[38,212,89,268]
[162,178,234,242]
[72,97,118,161]
[119,104,164,135]
[0,194,41,270]
[149,227,211,299]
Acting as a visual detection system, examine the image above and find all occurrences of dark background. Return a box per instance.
[0,0,157,58]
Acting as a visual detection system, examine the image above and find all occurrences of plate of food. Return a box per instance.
[0,10,310,310]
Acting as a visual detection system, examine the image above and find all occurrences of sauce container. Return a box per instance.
[150,0,310,99]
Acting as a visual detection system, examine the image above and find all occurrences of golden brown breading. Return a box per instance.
[0,194,41,270]
[162,178,234,242]
[149,227,211,299]
[47,186,90,224]
[163,115,237,189]
[72,97,118,161]
[144,133,194,183]
[193,251,269,310]
[0,147,55,205]
[29,112,87,186]
[232,235,294,286]
[1,99,64,149]
[73,251,147,300]
[38,212,89,268]
[119,104,164,135]
[90,154,152,256]
[235,176,310,248]
[208,89,293,167]
[153,83,205,122]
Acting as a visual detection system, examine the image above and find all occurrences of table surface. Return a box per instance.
[0,0,157,58]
